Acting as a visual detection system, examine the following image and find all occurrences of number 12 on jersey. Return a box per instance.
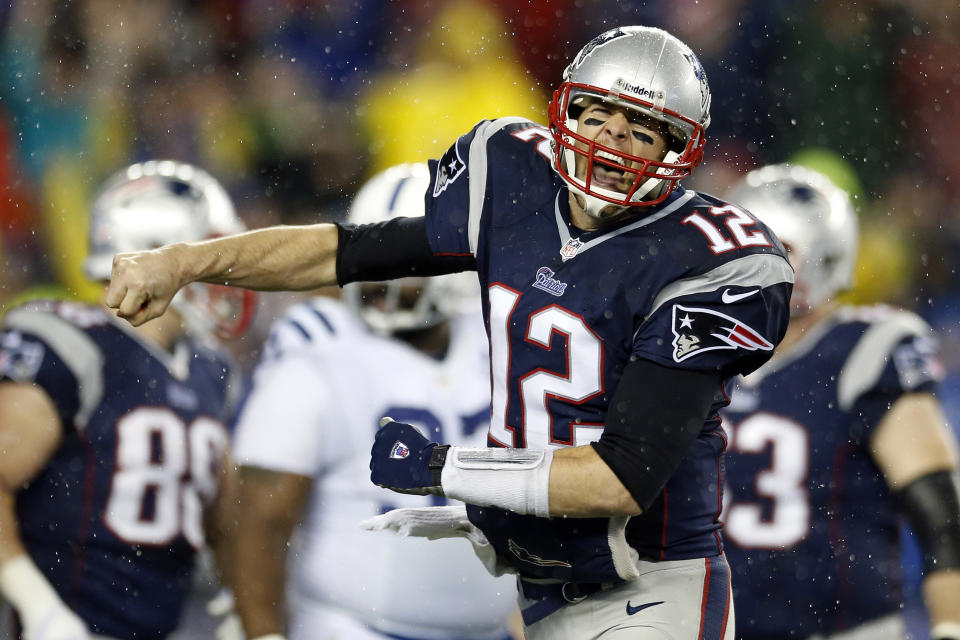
[682,205,771,255]
[488,284,604,450]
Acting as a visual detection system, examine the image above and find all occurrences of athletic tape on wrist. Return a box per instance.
[440,447,553,517]
[932,622,960,640]
[0,555,69,625]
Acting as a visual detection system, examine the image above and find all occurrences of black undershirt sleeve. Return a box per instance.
[892,469,960,574]
[335,216,476,285]
[591,358,721,511]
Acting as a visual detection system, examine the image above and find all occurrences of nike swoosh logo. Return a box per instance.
[626,600,664,615]
[721,288,759,303]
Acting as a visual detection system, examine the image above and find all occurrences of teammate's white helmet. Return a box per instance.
[85,160,256,337]
[549,26,711,218]
[726,164,858,315]
[342,163,479,335]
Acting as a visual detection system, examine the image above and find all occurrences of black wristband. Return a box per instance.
[893,469,960,574]
[429,444,451,487]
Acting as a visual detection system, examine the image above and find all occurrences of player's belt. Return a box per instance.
[518,579,619,626]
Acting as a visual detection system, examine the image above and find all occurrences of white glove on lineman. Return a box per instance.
[932,622,960,640]
[0,555,91,640]
[360,505,517,577]
[205,588,245,640]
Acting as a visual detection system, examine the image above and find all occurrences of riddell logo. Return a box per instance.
[614,78,665,102]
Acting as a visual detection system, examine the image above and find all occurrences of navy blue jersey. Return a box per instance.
[721,305,941,637]
[0,300,235,640]
[424,118,793,564]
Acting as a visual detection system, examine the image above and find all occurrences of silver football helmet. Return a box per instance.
[342,163,479,335]
[549,26,712,218]
[85,160,256,338]
[726,164,858,315]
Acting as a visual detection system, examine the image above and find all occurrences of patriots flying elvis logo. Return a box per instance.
[432,145,467,197]
[682,51,710,114]
[671,304,773,362]
[568,27,630,71]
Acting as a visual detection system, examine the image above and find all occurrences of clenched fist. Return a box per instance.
[106,246,187,326]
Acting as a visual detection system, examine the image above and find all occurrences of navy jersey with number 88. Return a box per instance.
[0,300,234,640]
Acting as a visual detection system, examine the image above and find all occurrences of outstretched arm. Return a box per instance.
[107,224,340,326]
[107,216,475,328]
[871,393,960,639]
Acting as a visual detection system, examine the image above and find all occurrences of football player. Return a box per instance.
[0,160,254,640]
[229,163,518,640]
[106,26,794,639]
[720,164,960,640]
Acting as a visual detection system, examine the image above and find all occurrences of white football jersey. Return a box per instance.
[233,297,516,640]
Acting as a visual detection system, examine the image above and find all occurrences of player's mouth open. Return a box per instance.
[592,150,629,191]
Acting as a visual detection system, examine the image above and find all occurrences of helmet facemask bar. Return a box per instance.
[548,82,706,212]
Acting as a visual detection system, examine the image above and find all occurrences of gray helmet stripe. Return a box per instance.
[644,34,670,88]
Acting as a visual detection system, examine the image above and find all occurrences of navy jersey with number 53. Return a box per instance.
[423,117,793,568]
[0,300,234,640]
[721,306,942,638]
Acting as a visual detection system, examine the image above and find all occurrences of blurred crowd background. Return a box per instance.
[0,0,958,399]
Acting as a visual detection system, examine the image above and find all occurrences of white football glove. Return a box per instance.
[20,602,91,640]
[932,622,960,640]
[0,555,91,640]
[206,588,245,640]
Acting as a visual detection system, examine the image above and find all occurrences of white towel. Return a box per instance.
[360,506,516,578]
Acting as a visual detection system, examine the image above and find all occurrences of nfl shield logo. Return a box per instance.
[390,441,411,459]
[560,237,583,261]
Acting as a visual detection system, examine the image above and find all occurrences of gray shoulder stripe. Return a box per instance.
[4,309,104,430]
[837,312,932,411]
[643,253,794,322]
[467,117,533,255]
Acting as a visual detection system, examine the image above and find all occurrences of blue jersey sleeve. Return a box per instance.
[424,120,492,258]
[853,331,941,431]
[632,279,791,376]
[0,327,82,428]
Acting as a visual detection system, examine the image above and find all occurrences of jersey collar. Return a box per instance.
[554,186,696,261]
